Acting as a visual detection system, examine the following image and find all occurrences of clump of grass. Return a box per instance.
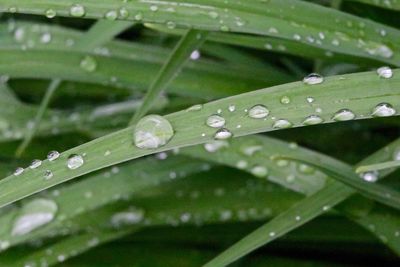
[0,1,399,266]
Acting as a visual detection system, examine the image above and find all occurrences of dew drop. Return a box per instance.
[280,96,291,104]
[204,140,228,153]
[11,198,57,236]
[273,119,292,129]
[377,66,393,79]
[306,97,315,103]
[119,8,129,19]
[206,114,226,128]
[303,115,323,125]
[214,128,232,140]
[47,150,60,161]
[372,103,396,117]
[236,160,248,169]
[67,154,84,170]
[186,104,203,112]
[248,105,269,119]
[111,208,144,227]
[80,56,97,72]
[45,9,57,18]
[30,160,42,169]
[360,171,378,183]
[303,73,324,85]
[228,105,236,112]
[14,167,24,176]
[105,10,118,20]
[251,165,268,177]
[44,170,53,180]
[134,115,174,149]
[332,109,355,121]
[70,4,86,17]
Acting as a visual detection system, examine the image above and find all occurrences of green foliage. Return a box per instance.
[0,1,399,266]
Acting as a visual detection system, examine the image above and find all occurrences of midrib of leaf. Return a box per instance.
[202,138,400,267]
[0,70,398,209]
[0,0,399,65]
[14,20,134,156]
[130,29,208,125]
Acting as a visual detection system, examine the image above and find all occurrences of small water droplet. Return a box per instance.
[45,9,57,18]
[360,171,378,182]
[14,167,24,176]
[236,160,248,169]
[80,56,97,72]
[111,208,144,227]
[206,114,225,128]
[303,115,323,125]
[47,151,60,161]
[44,170,53,180]
[280,96,291,104]
[70,4,86,17]
[105,10,118,20]
[273,119,292,129]
[134,115,174,149]
[372,103,396,117]
[228,105,236,112]
[67,154,84,170]
[332,109,355,121]
[251,166,268,177]
[214,128,232,140]
[303,73,324,85]
[30,160,42,169]
[186,104,203,112]
[150,5,158,11]
[306,97,315,103]
[248,105,269,119]
[204,140,228,153]
[12,198,58,236]
[377,66,393,79]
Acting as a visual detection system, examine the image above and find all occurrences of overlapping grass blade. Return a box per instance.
[0,0,399,65]
[356,160,400,173]
[130,29,208,124]
[0,70,398,209]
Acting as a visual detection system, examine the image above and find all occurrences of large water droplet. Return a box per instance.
[134,115,174,149]
[273,119,292,129]
[67,154,84,170]
[206,114,225,128]
[303,73,324,85]
[105,10,118,20]
[11,198,58,236]
[80,56,97,72]
[377,66,393,79]
[30,160,42,169]
[303,115,323,125]
[14,167,24,176]
[70,4,86,17]
[248,105,269,119]
[372,103,396,117]
[214,128,232,140]
[332,109,355,121]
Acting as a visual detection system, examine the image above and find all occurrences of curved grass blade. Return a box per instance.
[356,160,400,173]
[0,0,399,65]
[130,29,208,125]
[203,138,400,266]
[0,70,398,209]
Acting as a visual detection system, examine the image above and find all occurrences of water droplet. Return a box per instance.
[150,5,158,11]
[393,149,400,161]
[14,167,24,176]
[248,105,269,119]
[186,104,203,112]
[372,103,396,117]
[306,97,315,103]
[332,109,355,121]
[204,140,228,153]
[228,105,236,112]
[47,151,60,161]
[30,160,42,169]
[67,154,84,170]
[303,73,324,85]
[70,4,86,17]
[303,115,323,125]
[236,160,248,169]
[214,128,232,140]
[190,50,200,60]
[40,32,52,44]
[206,114,225,128]
[12,198,57,236]
[111,209,144,227]
[119,8,129,18]
[105,10,118,20]
[273,119,292,129]
[377,66,393,79]
[208,11,219,19]
[134,115,174,149]
[44,170,53,180]
[280,96,291,104]
[251,166,268,177]
[360,171,378,183]
[45,9,57,18]
[80,56,97,72]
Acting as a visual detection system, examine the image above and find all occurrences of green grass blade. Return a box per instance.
[0,70,398,209]
[356,160,400,173]
[130,29,208,125]
[1,0,399,65]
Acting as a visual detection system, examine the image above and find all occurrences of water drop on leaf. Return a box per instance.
[134,115,174,149]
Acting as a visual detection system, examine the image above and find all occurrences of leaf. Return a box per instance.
[356,160,400,173]
[130,29,208,124]
[1,0,399,65]
[0,69,398,209]
[347,0,400,11]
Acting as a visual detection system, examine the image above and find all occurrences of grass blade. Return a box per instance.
[130,29,208,125]
[356,160,400,173]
